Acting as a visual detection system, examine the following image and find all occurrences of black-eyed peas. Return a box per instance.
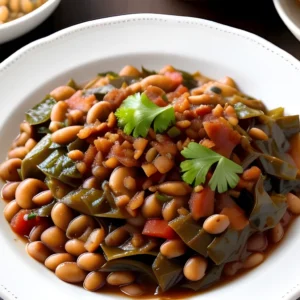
[51,203,74,231]
[15,178,47,209]
[243,253,264,269]
[287,193,300,215]
[3,200,21,222]
[45,253,76,271]
[1,181,20,201]
[77,253,106,272]
[84,271,106,291]
[66,215,97,242]
[50,86,76,101]
[51,126,84,145]
[65,239,86,257]
[160,239,187,259]
[107,271,135,286]
[203,214,230,235]
[0,158,22,181]
[32,190,53,206]
[41,226,68,253]
[26,241,52,263]
[183,256,207,281]
[84,228,105,253]
[120,283,144,297]
[55,262,87,283]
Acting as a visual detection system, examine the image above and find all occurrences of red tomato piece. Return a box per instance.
[220,206,249,231]
[142,219,177,239]
[164,71,183,86]
[189,187,215,221]
[66,91,96,112]
[203,118,241,158]
[10,210,50,237]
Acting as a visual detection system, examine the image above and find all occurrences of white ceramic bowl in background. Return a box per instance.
[0,13,300,300]
[274,0,300,41]
[0,0,61,44]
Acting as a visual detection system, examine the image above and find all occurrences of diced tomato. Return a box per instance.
[220,206,249,231]
[142,219,177,239]
[110,143,140,167]
[10,210,51,237]
[165,71,183,86]
[66,91,96,112]
[172,95,190,113]
[189,187,215,221]
[203,118,241,158]
[215,193,239,213]
[195,105,213,117]
[289,133,300,170]
[144,86,168,107]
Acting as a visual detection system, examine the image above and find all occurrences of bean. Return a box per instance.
[247,233,268,252]
[160,239,186,259]
[51,126,83,145]
[77,253,106,271]
[127,214,146,227]
[243,253,264,269]
[141,75,176,92]
[20,121,33,136]
[281,211,291,227]
[66,215,96,242]
[9,0,20,12]
[86,101,112,124]
[120,283,144,297]
[153,156,174,174]
[203,214,230,234]
[20,0,34,13]
[29,223,50,242]
[68,150,84,161]
[41,226,68,253]
[84,271,106,291]
[223,261,243,276]
[84,228,105,252]
[124,176,136,191]
[188,94,224,106]
[15,178,47,209]
[107,271,135,286]
[8,146,28,159]
[242,166,261,181]
[14,132,30,147]
[25,138,37,151]
[3,200,21,222]
[105,227,129,247]
[1,181,20,201]
[56,262,87,283]
[65,239,86,257]
[218,76,236,87]
[131,233,145,248]
[27,241,52,263]
[141,194,162,219]
[145,147,158,163]
[49,121,63,132]
[183,256,207,281]
[0,158,22,181]
[68,109,84,125]
[269,223,284,243]
[50,101,68,122]
[249,127,268,141]
[287,193,300,214]
[0,5,8,22]
[157,181,193,196]
[109,167,137,197]
[32,190,53,206]
[45,253,76,271]
[0,0,8,6]
[119,65,141,77]
[82,177,99,189]
[50,86,76,101]
[50,203,73,231]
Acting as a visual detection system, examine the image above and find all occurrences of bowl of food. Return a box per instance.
[273,0,300,41]
[1,14,300,300]
[0,0,60,44]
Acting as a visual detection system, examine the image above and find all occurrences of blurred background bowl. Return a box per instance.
[273,0,300,41]
[0,0,60,44]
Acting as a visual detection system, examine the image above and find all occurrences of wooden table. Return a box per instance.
[0,0,300,63]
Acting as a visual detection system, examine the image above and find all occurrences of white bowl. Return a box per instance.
[274,0,300,41]
[0,14,300,300]
[0,0,61,44]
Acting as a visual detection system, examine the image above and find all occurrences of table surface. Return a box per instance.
[0,1,299,300]
[0,0,300,63]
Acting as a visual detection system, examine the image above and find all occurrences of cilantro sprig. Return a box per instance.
[115,92,175,138]
[180,142,243,193]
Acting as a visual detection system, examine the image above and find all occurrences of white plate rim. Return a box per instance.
[0,13,300,300]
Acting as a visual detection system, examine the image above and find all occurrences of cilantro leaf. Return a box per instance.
[115,92,175,138]
[180,142,243,193]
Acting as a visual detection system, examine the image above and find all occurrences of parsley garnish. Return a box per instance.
[180,142,243,193]
[115,92,175,138]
